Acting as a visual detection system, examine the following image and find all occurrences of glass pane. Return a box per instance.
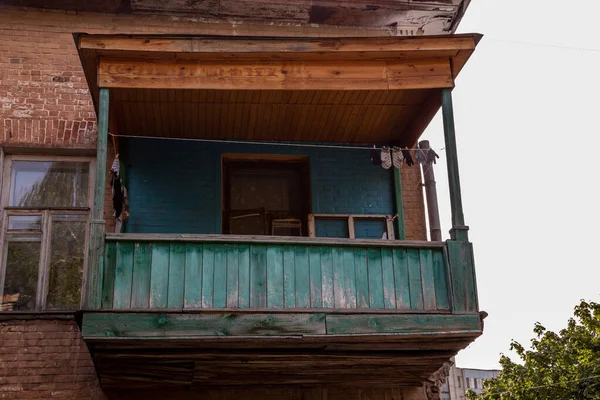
[10,161,89,208]
[315,219,348,238]
[8,215,42,231]
[2,239,41,311]
[46,214,87,310]
[354,219,386,239]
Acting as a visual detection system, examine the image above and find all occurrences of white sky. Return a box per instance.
[423,0,600,369]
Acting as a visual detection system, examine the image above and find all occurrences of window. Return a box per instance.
[474,378,479,389]
[466,378,470,389]
[458,377,462,388]
[0,156,93,311]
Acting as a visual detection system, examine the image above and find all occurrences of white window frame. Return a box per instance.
[0,154,95,311]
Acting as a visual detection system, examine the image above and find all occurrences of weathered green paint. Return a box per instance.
[131,243,152,309]
[393,168,406,240]
[225,245,238,308]
[342,248,357,308]
[407,249,424,310]
[237,245,251,308]
[419,249,437,310]
[149,243,169,308]
[201,244,215,308]
[441,89,467,240]
[101,241,117,309]
[167,243,186,309]
[447,241,477,313]
[266,245,284,308]
[354,248,369,308]
[85,88,109,309]
[320,247,334,308]
[212,245,227,308]
[82,313,327,338]
[113,242,134,309]
[432,249,450,310]
[308,247,322,308]
[381,248,396,309]
[250,245,267,308]
[367,248,384,309]
[184,244,203,308]
[392,248,411,310]
[326,313,482,335]
[103,240,451,312]
[294,246,311,308]
[283,246,296,308]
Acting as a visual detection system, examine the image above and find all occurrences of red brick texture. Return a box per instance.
[0,318,106,400]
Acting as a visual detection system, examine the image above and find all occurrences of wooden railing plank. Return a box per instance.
[308,247,322,309]
[392,248,411,311]
[342,248,357,309]
[102,242,117,309]
[320,247,334,309]
[237,245,251,308]
[212,245,228,309]
[354,248,369,309]
[250,245,267,308]
[332,248,345,309]
[367,248,384,309]
[149,243,169,308]
[201,244,215,309]
[131,243,152,309]
[225,245,239,308]
[113,242,134,309]
[407,249,424,310]
[432,249,450,311]
[381,248,397,310]
[184,244,203,309]
[419,249,437,310]
[283,246,296,309]
[266,245,284,308]
[326,314,481,335]
[294,246,311,308]
[167,244,186,309]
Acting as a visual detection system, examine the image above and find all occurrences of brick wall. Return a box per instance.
[0,317,106,400]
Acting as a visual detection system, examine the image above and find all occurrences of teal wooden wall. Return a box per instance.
[102,240,450,311]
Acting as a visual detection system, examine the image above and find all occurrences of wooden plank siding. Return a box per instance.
[101,239,451,312]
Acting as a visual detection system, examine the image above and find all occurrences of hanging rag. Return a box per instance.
[391,146,404,169]
[402,148,414,166]
[111,155,120,175]
[380,146,392,169]
[370,145,381,166]
[426,148,440,165]
[111,172,123,221]
[415,148,428,166]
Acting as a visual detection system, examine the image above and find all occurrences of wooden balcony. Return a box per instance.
[81,234,482,389]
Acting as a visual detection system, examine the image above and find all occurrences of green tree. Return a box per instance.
[468,300,600,400]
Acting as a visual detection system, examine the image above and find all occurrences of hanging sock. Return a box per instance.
[415,148,428,166]
[402,148,414,166]
[380,146,392,169]
[370,145,381,166]
[391,146,404,168]
[427,148,440,165]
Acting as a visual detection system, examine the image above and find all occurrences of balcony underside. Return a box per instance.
[82,311,483,389]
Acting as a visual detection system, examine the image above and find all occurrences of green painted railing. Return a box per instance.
[100,235,451,312]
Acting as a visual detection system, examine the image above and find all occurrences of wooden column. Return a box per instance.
[441,89,477,313]
[85,88,109,309]
[418,140,442,241]
[441,89,468,241]
[393,168,406,240]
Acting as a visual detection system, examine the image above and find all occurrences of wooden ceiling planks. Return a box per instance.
[110,88,424,143]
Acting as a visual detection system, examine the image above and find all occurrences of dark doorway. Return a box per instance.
[222,155,311,236]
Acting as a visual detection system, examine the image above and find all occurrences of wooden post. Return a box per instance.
[441,89,468,241]
[85,88,109,309]
[418,140,442,241]
[393,169,406,240]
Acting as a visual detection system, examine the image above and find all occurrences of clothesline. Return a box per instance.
[107,132,445,153]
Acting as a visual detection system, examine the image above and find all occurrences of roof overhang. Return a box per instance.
[76,34,482,145]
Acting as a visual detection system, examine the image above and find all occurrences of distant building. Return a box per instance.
[441,363,500,399]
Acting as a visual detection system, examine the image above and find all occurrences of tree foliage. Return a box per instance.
[468,300,600,400]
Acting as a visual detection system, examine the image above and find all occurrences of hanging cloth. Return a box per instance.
[402,148,414,166]
[427,148,440,165]
[370,145,381,166]
[380,146,392,169]
[391,147,404,169]
[415,148,428,166]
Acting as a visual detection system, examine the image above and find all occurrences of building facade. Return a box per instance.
[441,363,501,400]
[0,1,482,399]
